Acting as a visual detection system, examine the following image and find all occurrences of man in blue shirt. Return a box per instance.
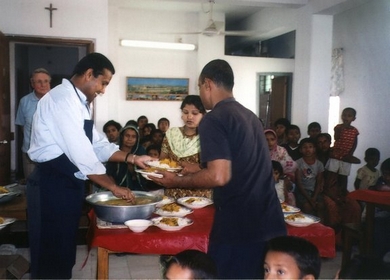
[15,68,51,180]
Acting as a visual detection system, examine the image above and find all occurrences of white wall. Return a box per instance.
[1,0,388,191]
[333,0,390,188]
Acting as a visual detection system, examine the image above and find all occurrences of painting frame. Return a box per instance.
[126,77,189,101]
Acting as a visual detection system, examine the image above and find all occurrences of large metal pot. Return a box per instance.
[86,191,162,223]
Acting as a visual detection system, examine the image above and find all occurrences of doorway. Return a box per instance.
[258,73,292,129]
[8,36,94,182]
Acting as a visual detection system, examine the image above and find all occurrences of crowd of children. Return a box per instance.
[268,109,365,228]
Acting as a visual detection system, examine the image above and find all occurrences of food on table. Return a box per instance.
[0,186,9,194]
[160,202,182,212]
[0,217,4,224]
[160,217,179,227]
[98,197,154,206]
[159,158,179,168]
[285,213,305,221]
[184,197,201,204]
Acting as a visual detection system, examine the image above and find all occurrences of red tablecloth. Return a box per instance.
[87,206,335,258]
[348,189,390,206]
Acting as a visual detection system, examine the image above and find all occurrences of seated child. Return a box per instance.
[158,117,170,134]
[272,160,295,206]
[264,236,321,280]
[295,138,325,221]
[164,249,218,279]
[282,124,302,161]
[146,144,161,159]
[354,148,380,190]
[265,129,297,182]
[307,122,321,139]
[274,118,291,145]
[369,158,390,259]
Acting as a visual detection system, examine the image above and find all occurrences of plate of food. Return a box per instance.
[145,159,182,172]
[156,196,175,207]
[151,216,193,231]
[154,202,193,217]
[0,217,17,230]
[135,168,163,180]
[281,203,301,213]
[284,213,320,227]
[177,197,213,209]
[0,185,21,204]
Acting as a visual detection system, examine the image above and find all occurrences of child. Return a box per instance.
[164,250,218,279]
[102,120,122,143]
[307,122,321,139]
[264,236,321,280]
[265,129,297,182]
[274,118,291,145]
[158,117,170,134]
[369,158,390,259]
[295,138,325,220]
[315,133,332,167]
[282,124,302,161]
[272,160,295,206]
[146,144,161,159]
[326,107,360,194]
[354,148,380,190]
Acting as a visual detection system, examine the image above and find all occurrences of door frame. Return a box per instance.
[8,36,94,180]
[257,72,292,128]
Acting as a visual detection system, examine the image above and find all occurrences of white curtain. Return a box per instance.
[330,48,344,96]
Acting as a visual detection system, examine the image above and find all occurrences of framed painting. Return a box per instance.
[126,77,189,101]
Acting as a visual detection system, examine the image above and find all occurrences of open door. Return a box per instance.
[0,31,11,185]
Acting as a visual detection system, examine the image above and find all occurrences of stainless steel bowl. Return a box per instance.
[85,191,162,223]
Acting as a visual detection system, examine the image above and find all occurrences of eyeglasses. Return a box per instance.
[33,80,50,85]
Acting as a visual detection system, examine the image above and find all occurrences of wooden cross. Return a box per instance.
[45,3,57,28]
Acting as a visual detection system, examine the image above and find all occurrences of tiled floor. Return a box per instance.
[15,245,342,279]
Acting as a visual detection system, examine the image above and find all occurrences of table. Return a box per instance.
[348,189,390,255]
[87,207,335,279]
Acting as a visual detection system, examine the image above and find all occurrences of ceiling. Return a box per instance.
[114,0,308,24]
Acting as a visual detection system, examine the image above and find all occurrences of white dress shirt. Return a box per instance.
[28,79,118,180]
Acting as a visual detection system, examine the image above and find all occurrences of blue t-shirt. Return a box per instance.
[199,98,286,244]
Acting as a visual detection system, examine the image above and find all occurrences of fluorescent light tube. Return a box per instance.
[120,40,196,51]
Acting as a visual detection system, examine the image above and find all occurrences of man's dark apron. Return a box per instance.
[27,84,93,279]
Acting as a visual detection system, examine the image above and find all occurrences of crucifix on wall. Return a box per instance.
[45,3,57,28]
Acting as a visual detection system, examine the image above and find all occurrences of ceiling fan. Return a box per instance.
[170,0,257,37]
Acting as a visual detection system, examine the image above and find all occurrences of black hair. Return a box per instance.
[72,52,115,77]
[343,107,357,117]
[316,133,332,143]
[286,124,301,134]
[165,250,218,279]
[272,160,284,175]
[180,95,206,114]
[150,128,163,137]
[307,122,321,131]
[146,144,161,155]
[125,120,138,127]
[103,120,122,133]
[137,115,148,123]
[365,147,380,158]
[144,123,156,131]
[380,158,390,173]
[274,118,291,128]
[199,59,234,92]
[266,236,321,279]
[158,117,170,126]
[299,137,316,148]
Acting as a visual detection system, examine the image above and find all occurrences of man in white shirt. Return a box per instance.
[27,52,151,279]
